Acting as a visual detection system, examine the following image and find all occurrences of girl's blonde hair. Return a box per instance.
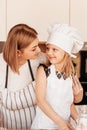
[3,24,38,73]
[61,53,75,77]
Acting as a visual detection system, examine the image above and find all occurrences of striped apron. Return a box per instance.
[1,60,36,129]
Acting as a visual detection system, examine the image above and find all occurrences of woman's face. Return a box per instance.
[46,44,65,65]
[18,38,41,62]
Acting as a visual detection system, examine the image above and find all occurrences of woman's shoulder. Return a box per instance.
[0,53,7,88]
[0,53,6,66]
[0,53,7,78]
[0,53,3,59]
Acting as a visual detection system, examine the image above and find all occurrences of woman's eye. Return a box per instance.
[33,49,36,51]
[31,48,36,52]
[46,47,49,51]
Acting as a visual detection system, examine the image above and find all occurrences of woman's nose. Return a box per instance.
[37,46,41,53]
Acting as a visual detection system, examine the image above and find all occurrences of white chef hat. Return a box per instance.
[47,23,84,58]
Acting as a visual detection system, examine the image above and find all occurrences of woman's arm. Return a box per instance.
[72,75,83,103]
[35,66,74,130]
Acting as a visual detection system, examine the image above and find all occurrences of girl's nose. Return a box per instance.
[46,49,52,55]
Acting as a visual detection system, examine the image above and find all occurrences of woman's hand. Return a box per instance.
[72,74,83,103]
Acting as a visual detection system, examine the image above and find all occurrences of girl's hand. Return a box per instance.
[67,121,75,130]
[58,119,74,130]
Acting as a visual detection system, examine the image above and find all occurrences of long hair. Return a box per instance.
[3,24,38,73]
[60,53,75,77]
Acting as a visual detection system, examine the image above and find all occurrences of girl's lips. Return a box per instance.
[48,57,55,59]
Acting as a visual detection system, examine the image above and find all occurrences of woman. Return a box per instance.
[0,23,47,129]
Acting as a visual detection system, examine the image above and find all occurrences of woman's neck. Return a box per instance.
[18,59,27,67]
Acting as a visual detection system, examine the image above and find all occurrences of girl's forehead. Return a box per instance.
[46,43,62,49]
[46,43,66,53]
[46,43,57,47]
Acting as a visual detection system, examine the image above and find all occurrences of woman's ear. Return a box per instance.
[17,50,22,57]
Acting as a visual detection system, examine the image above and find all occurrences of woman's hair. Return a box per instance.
[3,23,38,73]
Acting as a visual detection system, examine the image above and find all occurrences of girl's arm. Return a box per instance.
[70,103,78,122]
[35,66,74,130]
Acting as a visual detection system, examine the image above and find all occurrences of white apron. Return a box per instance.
[31,65,74,129]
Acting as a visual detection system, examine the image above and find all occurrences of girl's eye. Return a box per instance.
[53,48,58,51]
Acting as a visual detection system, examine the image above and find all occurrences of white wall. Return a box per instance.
[1,0,69,41]
[0,0,7,41]
[70,0,87,42]
[1,0,87,41]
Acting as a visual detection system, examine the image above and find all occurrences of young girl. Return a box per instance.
[31,24,84,130]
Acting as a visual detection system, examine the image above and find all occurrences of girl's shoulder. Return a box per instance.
[38,64,51,77]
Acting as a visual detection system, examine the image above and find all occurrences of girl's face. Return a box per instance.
[18,38,41,62]
[46,44,65,65]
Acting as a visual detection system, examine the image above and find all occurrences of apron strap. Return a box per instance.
[28,60,35,81]
[5,60,34,88]
[5,65,8,88]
